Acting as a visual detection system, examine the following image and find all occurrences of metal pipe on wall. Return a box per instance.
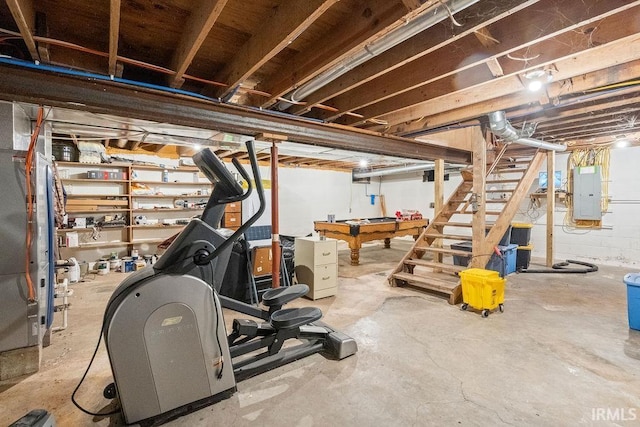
[488,111,566,151]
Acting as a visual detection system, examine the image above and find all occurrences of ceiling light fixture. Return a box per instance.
[359,159,369,168]
[523,69,553,92]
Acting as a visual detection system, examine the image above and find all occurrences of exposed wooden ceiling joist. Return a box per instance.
[289,0,537,116]
[256,0,438,107]
[6,0,40,62]
[168,0,229,88]
[211,0,338,99]
[342,1,640,127]
[108,0,121,76]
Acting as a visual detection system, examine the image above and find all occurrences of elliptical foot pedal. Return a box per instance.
[262,284,309,307]
[270,307,322,330]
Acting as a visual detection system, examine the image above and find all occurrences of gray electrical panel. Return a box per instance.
[573,165,602,221]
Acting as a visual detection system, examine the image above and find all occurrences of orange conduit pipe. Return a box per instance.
[24,106,45,302]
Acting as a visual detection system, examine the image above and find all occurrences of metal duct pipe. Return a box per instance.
[353,163,434,178]
[277,0,481,109]
[488,111,566,151]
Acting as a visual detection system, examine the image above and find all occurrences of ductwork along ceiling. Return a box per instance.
[1,0,640,167]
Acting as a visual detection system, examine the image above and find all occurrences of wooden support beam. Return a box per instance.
[169,0,229,88]
[470,134,486,269]
[434,158,445,266]
[213,0,337,99]
[6,0,40,62]
[546,150,555,267]
[109,0,121,76]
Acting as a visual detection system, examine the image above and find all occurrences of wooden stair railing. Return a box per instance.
[388,150,547,304]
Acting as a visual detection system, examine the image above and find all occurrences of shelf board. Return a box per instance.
[66,208,130,213]
[132,180,210,186]
[132,208,203,212]
[131,224,186,229]
[132,194,207,198]
[56,161,132,168]
[62,178,129,183]
[131,238,167,244]
[132,164,200,172]
[66,193,130,197]
[57,226,128,232]
[63,241,130,249]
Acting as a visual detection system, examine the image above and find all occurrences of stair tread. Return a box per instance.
[392,272,459,293]
[485,189,515,193]
[419,247,472,256]
[486,179,521,184]
[404,259,466,273]
[432,221,472,227]
[485,199,509,203]
[424,233,473,241]
[491,168,528,173]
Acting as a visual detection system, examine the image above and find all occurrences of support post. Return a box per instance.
[546,150,555,267]
[434,159,444,267]
[470,134,486,268]
[270,142,281,288]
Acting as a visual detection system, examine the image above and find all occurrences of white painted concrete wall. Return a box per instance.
[511,146,640,267]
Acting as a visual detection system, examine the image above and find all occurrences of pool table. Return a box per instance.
[314,217,428,266]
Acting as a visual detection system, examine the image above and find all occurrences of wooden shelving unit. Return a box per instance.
[56,161,213,257]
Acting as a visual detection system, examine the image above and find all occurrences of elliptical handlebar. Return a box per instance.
[194,139,265,266]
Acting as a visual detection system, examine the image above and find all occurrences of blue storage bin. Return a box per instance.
[451,242,517,276]
[624,273,640,331]
[486,243,517,276]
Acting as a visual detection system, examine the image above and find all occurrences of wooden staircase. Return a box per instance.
[388,150,547,304]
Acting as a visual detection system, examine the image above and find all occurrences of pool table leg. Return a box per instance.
[349,238,361,265]
[384,238,391,248]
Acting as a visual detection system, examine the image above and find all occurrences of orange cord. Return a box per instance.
[24,106,45,302]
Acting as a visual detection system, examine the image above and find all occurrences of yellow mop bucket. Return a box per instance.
[459,268,506,318]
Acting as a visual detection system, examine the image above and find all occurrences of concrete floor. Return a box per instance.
[2,240,640,426]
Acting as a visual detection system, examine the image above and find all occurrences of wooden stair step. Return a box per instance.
[421,247,472,257]
[485,211,503,215]
[392,272,459,294]
[404,259,466,274]
[491,168,528,174]
[485,199,509,203]
[432,221,472,227]
[448,199,470,203]
[486,189,515,193]
[424,232,472,241]
[486,179,521,184]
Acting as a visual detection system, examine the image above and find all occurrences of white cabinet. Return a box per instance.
[294,237,338,300]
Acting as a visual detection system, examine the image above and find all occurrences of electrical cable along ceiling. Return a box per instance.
[0,0,639,153]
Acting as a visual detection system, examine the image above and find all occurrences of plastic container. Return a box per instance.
[486,243,517,276]
[459,268,506,316]
[510,223,533,245]
[451,242,517,275]
[624,273,640,330]
[485,224,512,246]
[516,244,533,271]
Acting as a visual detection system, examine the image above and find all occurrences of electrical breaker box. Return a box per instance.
[573,165,602,220]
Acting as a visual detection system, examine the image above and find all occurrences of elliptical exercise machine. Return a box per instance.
[100,140,357,425]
